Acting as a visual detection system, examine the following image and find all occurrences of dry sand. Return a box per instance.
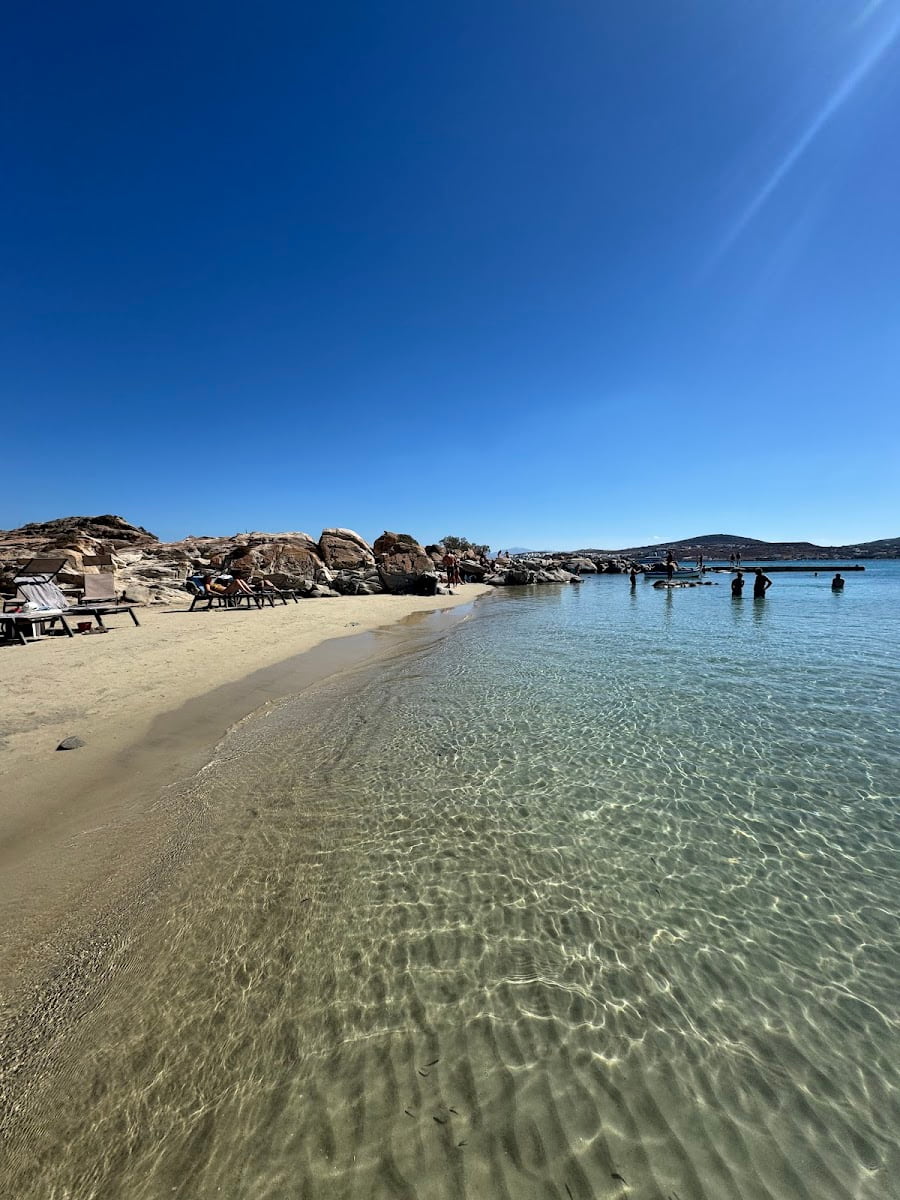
[0,586,491,996]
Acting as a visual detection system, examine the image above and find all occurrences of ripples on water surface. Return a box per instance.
[5,566,900,1198]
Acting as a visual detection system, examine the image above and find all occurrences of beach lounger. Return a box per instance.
[82,573,120,604]
[3,558,68,611]
[185,580,263,611]
[0,609,74,645]
[13,572,140,628]
[80,555,119,603]
[251,585,295,606]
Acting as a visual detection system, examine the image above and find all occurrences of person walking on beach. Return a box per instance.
[731,570,744,597]
[831,572,845,591]
[752,568,771,599]
[444,551,462,587]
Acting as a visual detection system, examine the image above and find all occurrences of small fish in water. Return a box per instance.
[457,1140,467,1148]
[611,1171,628,1184]
[425,1058,440,1066]
[404,1109,415,1118]
[417,1069,429,1077]
[448,1107,458,1115]
[565,1184,573,1199]
[433,1115,446,1125]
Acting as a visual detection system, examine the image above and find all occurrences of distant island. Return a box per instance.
[557,533,900,561]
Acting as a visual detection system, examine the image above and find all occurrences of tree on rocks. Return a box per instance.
[441,535,473,553]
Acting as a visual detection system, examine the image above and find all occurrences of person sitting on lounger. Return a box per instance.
[204,574,255,597]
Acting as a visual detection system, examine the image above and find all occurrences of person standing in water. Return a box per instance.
[731,570,744,597]
[753,568,772,598]
[831,572,845,591]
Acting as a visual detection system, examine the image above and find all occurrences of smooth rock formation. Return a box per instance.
[223,533,325,582]
[457,558,489,580]
[319,528,376,571]
[373,532,437,594]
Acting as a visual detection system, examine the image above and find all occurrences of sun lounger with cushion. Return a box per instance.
[13,571,140,627]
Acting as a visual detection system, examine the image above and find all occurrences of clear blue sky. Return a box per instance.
[3,1,898,549]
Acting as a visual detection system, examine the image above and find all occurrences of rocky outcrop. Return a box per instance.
[0,519,332,606]
[1,515,634,607]
[0,516,163,597]
[1,514,157,554]
[329,568,385,597]
[318,528,376,571]
[373,532,438,594]
[223,533,324,582]
[484,560,581,586]
[457,558,488,580]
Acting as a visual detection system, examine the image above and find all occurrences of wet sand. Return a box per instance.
[0,587,491,1006]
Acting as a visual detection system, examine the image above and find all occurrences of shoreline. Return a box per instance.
[0,586,492,1005]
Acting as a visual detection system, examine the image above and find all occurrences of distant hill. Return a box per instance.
[852,536,900,554]
[571,534,899,560]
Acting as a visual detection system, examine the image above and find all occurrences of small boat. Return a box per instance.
[643,562,701,581]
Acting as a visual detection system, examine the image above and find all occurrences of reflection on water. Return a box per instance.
[3,567,900,1199]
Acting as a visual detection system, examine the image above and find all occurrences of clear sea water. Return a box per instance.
[5,564,900,1199]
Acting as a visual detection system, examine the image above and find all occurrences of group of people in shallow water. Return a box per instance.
[625,561,847,596]
[731,568,770,598]
[731,569,845,597]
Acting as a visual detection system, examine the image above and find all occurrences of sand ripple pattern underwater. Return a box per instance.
[5,566,900,1199]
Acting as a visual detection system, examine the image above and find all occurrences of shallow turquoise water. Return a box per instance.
[6,565,899,1198]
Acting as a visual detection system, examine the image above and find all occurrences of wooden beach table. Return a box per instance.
[0,609,74,645]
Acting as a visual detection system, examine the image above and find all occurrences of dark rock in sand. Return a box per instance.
[457,558,489,580]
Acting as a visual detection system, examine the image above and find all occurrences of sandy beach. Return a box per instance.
[0,586,491,1002]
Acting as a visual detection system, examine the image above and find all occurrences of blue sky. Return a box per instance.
[3,1,898,549]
